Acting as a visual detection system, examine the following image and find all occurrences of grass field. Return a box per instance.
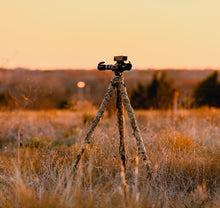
[0,107,219,208]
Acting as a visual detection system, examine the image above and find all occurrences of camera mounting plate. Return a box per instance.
[114,56,127,62]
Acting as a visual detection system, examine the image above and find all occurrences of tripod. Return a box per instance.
[69,72,152,180]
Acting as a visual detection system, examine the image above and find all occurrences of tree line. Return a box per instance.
[130,71,220,109]
[0,70,219,109]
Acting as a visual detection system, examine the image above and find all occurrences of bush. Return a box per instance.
[0,91,16,108]
[131,71,175,109]
[130,82,148,109]
[193,71,220,107]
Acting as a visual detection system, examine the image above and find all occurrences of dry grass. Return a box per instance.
[0,107,219,208]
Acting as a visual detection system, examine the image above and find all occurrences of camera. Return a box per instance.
[98,56,132,73]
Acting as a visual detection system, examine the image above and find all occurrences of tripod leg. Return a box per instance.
[119,81,152,179]
[69,77,116,177]
[116,84,126,173]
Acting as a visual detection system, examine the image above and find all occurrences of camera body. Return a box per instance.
[98,56,132,73]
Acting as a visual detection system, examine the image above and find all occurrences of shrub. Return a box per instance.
[193,71,220,107]
[131,71,175,109]
[0,91,16,108]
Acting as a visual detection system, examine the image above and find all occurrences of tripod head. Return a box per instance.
[97,56,132,75]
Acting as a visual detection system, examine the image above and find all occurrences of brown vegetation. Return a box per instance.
[0,107,219,207]
[0,69,218,109]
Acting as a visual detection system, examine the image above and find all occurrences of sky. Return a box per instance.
[1,0,220,70]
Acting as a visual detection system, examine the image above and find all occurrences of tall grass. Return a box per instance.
[0,108,219,207]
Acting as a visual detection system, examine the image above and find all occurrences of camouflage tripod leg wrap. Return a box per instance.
[116,77,126,173]
[118,76,152,179]
[70,76,117,175]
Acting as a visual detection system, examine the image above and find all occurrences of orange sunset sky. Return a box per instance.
[1,0,220,70]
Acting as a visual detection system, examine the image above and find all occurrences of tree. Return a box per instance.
[131,82,147,109]
[131,71,175,109]
[146,72,160,109]
[156,72,174,109]
[193,71,220,107]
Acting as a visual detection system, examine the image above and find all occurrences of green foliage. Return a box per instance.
[131,71,175,109]
[193,71,220,107]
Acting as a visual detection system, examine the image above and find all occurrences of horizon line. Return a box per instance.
[1,67,220,71]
